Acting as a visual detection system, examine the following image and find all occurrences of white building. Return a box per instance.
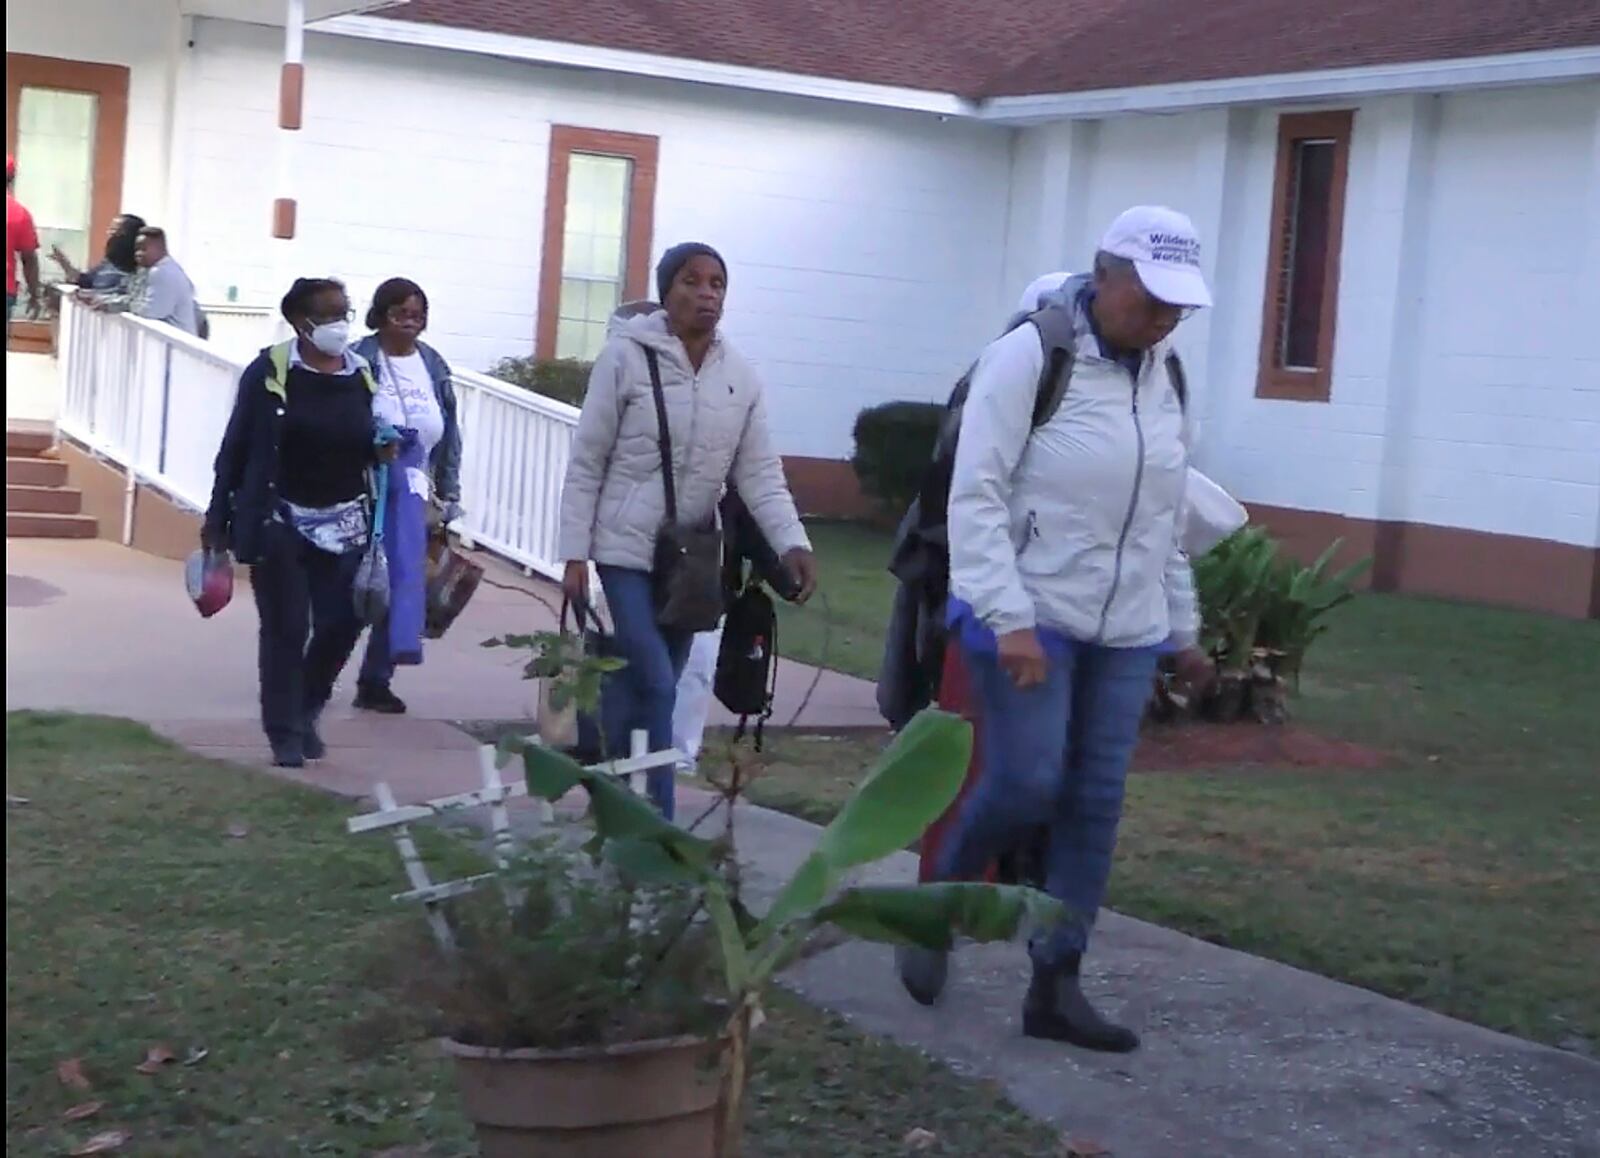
[7,0,1599,617]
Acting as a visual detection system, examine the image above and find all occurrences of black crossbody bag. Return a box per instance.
[641,345,725,632]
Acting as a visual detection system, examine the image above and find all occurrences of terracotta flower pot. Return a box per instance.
[442,1032,731,1157]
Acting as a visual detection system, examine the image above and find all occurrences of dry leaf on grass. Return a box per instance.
[68,1130,130,1155]
[903,1126,937,1151]
[134,1044,177,1075]
[182,1046,209,1067]
[62,1102,104,1123]
[56,1058,92,1092]
[1062,1138,1111,1157]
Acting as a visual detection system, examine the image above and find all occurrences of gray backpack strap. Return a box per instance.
[1164,350,1188,411]
[1028,302,1079,429]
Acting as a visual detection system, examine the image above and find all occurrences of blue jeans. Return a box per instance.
[933,636,1159,965]
[596,565,693,819]
[359,618,396,688]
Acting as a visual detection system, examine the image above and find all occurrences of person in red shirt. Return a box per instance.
[6,155,43,343]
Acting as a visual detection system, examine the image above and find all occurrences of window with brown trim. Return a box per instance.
[5,53,130,353]
[537,126,658,362]
[1257,110,1352,401]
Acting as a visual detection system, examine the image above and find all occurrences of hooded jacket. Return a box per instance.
[558,309,808,572]
[948,282,1198,650]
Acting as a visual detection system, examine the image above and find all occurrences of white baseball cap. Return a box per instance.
[1099,206,1212,309]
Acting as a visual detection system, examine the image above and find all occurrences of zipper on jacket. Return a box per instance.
[1018,509,1039,558]
[1095,382,1144,642]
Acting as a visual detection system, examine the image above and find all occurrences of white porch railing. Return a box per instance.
[451,369,579,579]
[55,296,581,580]
[201,302,280,361]
[58,295,244,519]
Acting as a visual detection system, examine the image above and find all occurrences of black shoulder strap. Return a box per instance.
[640,345,677,523]
[1164,350,1188,411]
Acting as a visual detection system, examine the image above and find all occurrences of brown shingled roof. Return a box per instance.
[386,0,1600,100]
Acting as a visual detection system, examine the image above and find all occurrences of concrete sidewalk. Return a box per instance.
[10,538,1598,1156]
[468,788,1598,1158]
[5,538,880,802]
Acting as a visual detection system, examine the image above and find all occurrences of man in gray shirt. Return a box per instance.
[105,225,200,335]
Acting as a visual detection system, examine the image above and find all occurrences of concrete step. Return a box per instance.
[6,484,83,515]
[6,512,99,540]
[5,427,55,457]
[5,457,67,487]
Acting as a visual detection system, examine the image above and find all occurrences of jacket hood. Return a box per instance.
[606,304,726,357]
[1018,271,1074,312]
[609,307,677,351]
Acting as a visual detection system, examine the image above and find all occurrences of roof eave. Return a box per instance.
[974,46,1600,125]
[312,13,979,117]
[307,17,1600,123]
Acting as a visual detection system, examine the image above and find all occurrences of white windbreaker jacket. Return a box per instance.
[947,295,1199,650]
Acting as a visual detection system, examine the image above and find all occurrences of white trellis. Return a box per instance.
[345,729,685,950]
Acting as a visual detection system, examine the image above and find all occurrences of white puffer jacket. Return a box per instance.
[558,310,809,572]
[948,297,1199,650]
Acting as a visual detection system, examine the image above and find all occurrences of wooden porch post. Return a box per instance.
[271,0,305,292]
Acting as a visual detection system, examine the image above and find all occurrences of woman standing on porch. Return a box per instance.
[558,243,818,820]
[52,213,144,295]
[349,277,463,715]
[202,277,393,768]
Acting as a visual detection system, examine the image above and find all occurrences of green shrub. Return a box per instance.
[488,355,593,407]
[1182,528,1371,723]
[851,401,944,512]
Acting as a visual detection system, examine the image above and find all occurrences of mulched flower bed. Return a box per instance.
[1135,722,1389,772]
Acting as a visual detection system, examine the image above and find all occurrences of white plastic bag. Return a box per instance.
[1183,468,1249,557]
[671,625,724,769]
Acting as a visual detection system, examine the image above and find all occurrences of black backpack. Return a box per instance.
[715,581,778,749]
[876,276,1188,729]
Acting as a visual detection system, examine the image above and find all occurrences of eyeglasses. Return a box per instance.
[307,308,353,326]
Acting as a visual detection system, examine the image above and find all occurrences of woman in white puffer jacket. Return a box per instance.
[558,243,816,819]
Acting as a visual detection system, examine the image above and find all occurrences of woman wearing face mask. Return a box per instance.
[53,213,145,295]
[558,242,818,819]
[348,277,463,714]
[202,277,393,768]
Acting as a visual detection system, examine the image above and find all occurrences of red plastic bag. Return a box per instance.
[184,548,234,619]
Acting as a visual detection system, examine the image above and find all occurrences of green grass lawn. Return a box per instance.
[776,519,900,680]
[734,522,1600,1049]
[5,712,1061,1157]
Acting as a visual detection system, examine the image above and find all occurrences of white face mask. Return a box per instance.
[306,319,350,357]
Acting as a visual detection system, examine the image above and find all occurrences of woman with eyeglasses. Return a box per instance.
[349,277,463,715]
[202,277,394,768]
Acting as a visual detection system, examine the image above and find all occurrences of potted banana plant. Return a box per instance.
[400,632,1062,1157]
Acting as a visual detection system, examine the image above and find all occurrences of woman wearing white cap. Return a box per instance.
[914,207,1218,1053]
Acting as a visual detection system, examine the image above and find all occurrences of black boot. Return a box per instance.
[268,733,305,769]
[354,683,407,715]
[302,715,326,762]
[896,945,950,1006]
[1022,954,1139,1052]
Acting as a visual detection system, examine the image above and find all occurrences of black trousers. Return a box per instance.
[251,522,364,745]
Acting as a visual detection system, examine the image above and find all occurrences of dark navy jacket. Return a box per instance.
[203,343,378,565]
[351,335,462,504]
